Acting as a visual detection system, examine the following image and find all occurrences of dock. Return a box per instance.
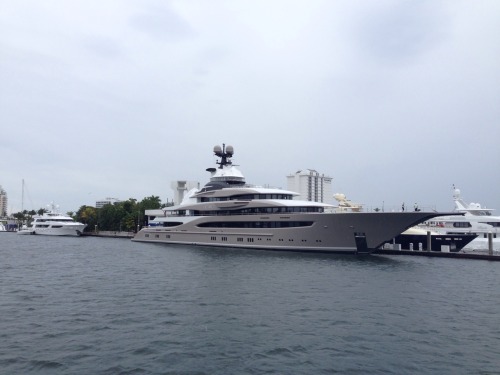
[82,231,135,239]
[374,249,500,261]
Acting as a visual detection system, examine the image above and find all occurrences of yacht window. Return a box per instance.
[484,222,500,227]
[453,222,472,228]
[193,206,323,216]
[162,222,183,227]
[200,193,294,202]
[197,221,314,228]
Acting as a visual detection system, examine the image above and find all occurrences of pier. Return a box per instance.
[374,248,500,261]
[82,231,134,239]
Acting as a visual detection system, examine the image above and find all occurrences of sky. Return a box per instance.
[1,0,499,214]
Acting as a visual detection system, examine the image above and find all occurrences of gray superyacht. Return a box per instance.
[133,144,454,253]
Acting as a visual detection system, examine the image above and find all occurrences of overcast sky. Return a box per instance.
[1,0,499,214]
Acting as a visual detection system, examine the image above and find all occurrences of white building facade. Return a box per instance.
[0,185,7,217]
[96,198,122,208]
[286,169,333,204]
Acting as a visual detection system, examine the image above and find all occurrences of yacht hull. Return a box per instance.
[18,225,86,236]
[389,232,477,252]
[133,211,452,253]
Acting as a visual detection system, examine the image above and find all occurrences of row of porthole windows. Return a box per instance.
[143,233,323,243]
[215,237,322,243]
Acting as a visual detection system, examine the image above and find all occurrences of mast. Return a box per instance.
[21,179,24,212]
[213,143,234,169]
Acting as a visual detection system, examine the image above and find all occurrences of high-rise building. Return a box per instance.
[96,198,122,208]
[286,169,333,204]
[0,185,8,217]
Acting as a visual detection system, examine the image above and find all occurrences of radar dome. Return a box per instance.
[334,193,346,201]
[226,145,234,156]
[213,145,222,156]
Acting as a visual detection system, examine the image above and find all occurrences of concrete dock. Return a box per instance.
[374,249,500,261]
[82,231,134,239]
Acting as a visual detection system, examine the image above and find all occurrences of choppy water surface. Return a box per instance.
[1,234,499,374]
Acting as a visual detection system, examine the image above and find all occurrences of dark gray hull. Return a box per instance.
[388,232,477,252]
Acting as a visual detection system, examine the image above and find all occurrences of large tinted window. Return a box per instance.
[197,221,313,228]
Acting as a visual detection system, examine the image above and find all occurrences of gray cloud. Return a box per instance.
[129,5,195,42]
[0,0,498,214]
[352,1,446,63]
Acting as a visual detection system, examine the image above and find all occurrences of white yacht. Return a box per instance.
[418,187,500,241]
[132,144,457,254]
[17,203,86,236]
[416,187,499,251]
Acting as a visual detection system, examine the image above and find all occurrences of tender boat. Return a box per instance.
[17,203,86,236]
[17,225,35,235]
[133,144,458,253]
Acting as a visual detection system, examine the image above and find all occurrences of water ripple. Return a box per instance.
[1,235,500,374]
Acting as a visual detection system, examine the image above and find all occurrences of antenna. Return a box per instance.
[213,143,234,169]
[21,179,24,212]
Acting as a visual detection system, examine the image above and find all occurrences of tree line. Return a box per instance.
[11,195,170,232]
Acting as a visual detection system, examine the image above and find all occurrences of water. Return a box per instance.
[1,234,499,375]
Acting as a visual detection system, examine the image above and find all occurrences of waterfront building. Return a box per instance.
[96,198,122,208]
[286,169,333,204]
[0,185,7,217]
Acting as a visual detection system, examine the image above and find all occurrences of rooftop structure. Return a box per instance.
[96,197,122,208]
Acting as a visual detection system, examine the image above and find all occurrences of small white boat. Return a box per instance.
[17,225,35,235]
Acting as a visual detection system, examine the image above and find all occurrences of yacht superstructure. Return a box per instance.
[418,187,500,241]
[132,144,456,253]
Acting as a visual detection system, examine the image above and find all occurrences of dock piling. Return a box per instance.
[488,232,493,256]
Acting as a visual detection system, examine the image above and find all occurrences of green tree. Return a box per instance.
[122,213,137,231]
[75,205,98,232]
[99,203,128,231]
[135,196,162,230]
[140,195,161,210]
[72,196,166,233]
